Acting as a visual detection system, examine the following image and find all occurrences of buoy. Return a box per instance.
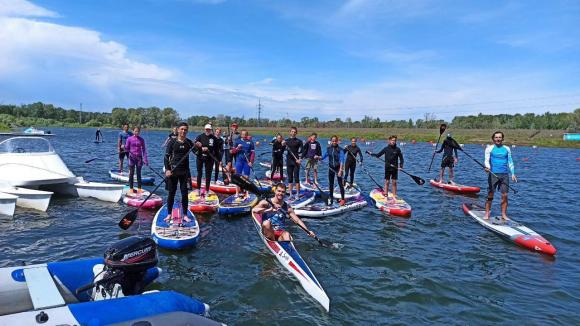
[411,139,416,144]
[511,145,516,148]
[576,158,580,161]
[256,141,260,145]
[522,157,529,161]
[532,145,537,149]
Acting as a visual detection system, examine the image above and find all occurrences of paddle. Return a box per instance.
[447,138,518,194]
[118,142,197,230]
[340,145,385,192]
[286,149,330,202]
[85,151,125,164]
[428,124,447,172]
[147,165,165,180]
[365,151,425,185]
[230,174,335,248]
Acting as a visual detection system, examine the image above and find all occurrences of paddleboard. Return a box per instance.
[218,193,258,215]
[286,190,316,209]
[430,179,480,194]
[300,181,330,196]
[265,170,285,181]
[369,188,412,217]
[191,178,238,194]
[294,196,367,218]
[334,184,362,199]
[109,169,155,185]
[188,189,219,213]
[462,203,556,255]
[122,186,163,209]
[151,203,200,250]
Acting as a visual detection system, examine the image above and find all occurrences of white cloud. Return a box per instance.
[0,0,57,18]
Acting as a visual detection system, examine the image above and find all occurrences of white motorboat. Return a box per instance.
[0,192,17,216]
[0,137,125,212]
[0,186,53,212]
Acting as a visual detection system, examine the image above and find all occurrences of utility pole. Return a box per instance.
[79,103,83,124]
[257,98,262,128]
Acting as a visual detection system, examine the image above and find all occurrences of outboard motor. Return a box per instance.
[76,236,158,300]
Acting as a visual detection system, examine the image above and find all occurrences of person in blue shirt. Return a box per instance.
[320,135,346,206]
[484,131,517,220]
[231,130,255,177]
[117,123,133,173]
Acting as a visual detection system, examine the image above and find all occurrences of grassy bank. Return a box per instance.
[202,127,580,148]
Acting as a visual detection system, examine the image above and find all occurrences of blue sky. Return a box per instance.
[1,0,579,121]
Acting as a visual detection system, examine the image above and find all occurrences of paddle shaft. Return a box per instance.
[286,149,329,200]
[341,146,385,192]
[367,151,425,185]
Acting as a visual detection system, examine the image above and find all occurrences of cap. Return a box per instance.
[231,122,238,127]
[204,124,212,130]
[447,133,452,138]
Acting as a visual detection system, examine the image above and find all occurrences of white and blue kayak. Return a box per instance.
[109,168,155,185]
[251,211,330,311]
[152,203,201,250]
[218,193,258,216]
[286,190,316,209]
[294,196,368,218]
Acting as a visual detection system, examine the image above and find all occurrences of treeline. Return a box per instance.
[1,102,579,131]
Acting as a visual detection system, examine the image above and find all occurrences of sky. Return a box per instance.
[0,0,579,121]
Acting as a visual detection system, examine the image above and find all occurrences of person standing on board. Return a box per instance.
[162,127,178,147]
[320,135,346,206]
[231,130,255,177]
[213,128,226,182]
[252,183,316,241]
[484,131,517,221]
[368,135,404,201]
[271,133,286,180]
[118,123,133,174]
[164,122,194,222]
[284,127,303,198]
[125,126,149,194]
[343,137,363,188]
[95,128,103,142]
[435,133,458,184]
[225,122,241,174]
[194,124,219,195]
[302,132,322,185]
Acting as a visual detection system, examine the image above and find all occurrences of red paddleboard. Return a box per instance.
[429,179,480,194]
[191,179,238,194]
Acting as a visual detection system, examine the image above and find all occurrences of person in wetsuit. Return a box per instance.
[194,124,219,195]
[164,122,195,222]
[162,127,178,147]
[435,134,458,184]
[231,130,255,177]
[484,131,517,220]
[321,135,345,206]
[95,128,103,142]
[368,135,404,200]
[284,127,303,196]
[302,132,322,184]
[118,123,133,173]
[213,128,226,182]
[271,133,286,180]
[125,126,149,194]
[343,137,363,188]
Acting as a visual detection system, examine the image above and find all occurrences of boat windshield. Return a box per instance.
[0,137,54,154]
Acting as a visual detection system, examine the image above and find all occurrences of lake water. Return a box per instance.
[1,128,578,325]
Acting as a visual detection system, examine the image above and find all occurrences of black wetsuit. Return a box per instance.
[225,131,240,164]
[372,145,404,180]
[343,145,363,185]
[436,138,458,168]
[325,145,345,202]
[285,137,303,183]
[95,129,103,142]
[271,140,286,179]
[164,138,195,214]
[214,136,225,181]
[194,133,219,192]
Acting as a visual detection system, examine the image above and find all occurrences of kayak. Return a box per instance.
[152,203,200,250]
[191,178,238,194]
[218,193,258,215]
[462,203,557,255]
[250,211,330,311]
[109,169,155,185]
[122,186,163,209]
[188,189,219,213]
[334,184,362,199]
[430,179,480,194]
[294,196,367,218]
[369,188,412,217]
[286,190,316,209]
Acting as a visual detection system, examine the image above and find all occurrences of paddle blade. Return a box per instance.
[231,173,267,196]
[439,123,447,135]
[316,236,336,248]
[118,209,138,230]
[412,175,426,185]
[84,157,98,164]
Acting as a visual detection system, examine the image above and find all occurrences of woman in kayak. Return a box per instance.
[320,135,346,206]
[368,135,404,201]
[252,183,316,241]
[164,122,195,222]
[125,126,149,194]
[271,133,285,180]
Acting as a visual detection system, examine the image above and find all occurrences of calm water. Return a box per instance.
[1,128,579,325]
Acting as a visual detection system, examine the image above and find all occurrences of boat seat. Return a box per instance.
[24,266,65,310]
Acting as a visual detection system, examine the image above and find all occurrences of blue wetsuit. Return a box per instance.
[234,138,255,176]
